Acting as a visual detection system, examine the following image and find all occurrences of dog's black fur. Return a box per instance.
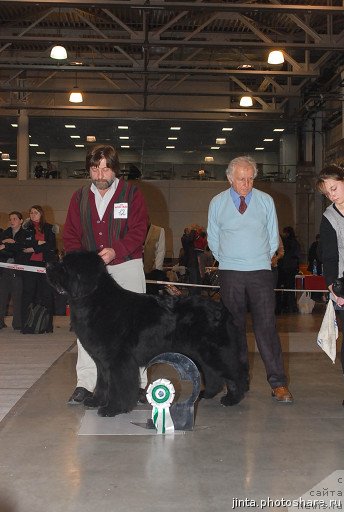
[47,251,247,416]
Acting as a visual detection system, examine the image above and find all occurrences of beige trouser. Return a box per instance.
[76,258,147,391]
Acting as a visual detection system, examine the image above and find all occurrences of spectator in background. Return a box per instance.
[0,211,26,330]
[144,222,166,295]
[21,205,57,334]
[181,227,202,295]
[277,226,301,313]
[193,226,208,281]
[34,162,44,179]
[308,234,322,275]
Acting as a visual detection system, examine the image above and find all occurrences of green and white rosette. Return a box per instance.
[146,379,175,434]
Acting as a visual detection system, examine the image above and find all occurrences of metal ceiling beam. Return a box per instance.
[0,85,301,97]
[0,103,284,114]
[0,64,319,76]
[0,35,343,51]
[5,1,344,15]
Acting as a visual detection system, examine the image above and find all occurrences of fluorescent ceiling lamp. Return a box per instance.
[69,87,83,103]
[170,126,181,130]
[216,138,226,145]
[222,127,233,131]
[255,147,264,151]
[86,136,96,142]
[268,50,284,65]
[264,138,274,142]
[121,145,130,148]
[70,135,80,139]
[75,144,85,148]
[10,164,17,167]
[65,124,76,128]
[204,156,214,163]
[119,136,129,140]
[273,128,285,132]
[166,146,175,149]
[240,96,253,107]
[168,137,178,140]
[29,143,39,147]
[50,45,67,60]
[36,151,45,155]
[11,124,18,127]
[118,126,128,129]
[1,153,10,160]
[211,146,220,150]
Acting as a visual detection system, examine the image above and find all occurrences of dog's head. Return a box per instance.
[46,251,107,300]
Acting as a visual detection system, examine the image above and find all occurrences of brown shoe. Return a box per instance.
[271,386,294,403]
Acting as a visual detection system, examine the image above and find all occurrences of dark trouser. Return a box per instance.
[336,309,344,374]
[0,269,23,329]
[21,271,54,331]
[276,268,298,312]
[219,269,287,388]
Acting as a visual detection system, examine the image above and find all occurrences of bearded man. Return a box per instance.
[63,145,148,405]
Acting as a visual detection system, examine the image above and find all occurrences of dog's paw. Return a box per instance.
[220,393,243,407]
[97,405,128,417]
[84,396,101,408]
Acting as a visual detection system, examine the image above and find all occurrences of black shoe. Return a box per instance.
[138,387,148,404]
[68,387,93,405]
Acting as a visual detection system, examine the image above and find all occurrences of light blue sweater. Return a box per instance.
[207,187,279,271]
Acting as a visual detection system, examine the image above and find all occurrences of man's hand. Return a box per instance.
[2,238,15,244]
[98,247,116,265]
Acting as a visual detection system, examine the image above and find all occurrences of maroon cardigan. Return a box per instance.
[63,179,148,265]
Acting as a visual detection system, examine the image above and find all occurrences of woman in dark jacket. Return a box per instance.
[21,205,57,333]
[0,211,26,330]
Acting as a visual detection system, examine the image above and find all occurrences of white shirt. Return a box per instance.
[90,178,119,220]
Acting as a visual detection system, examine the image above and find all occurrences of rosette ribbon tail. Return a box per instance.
[146,379,175,435]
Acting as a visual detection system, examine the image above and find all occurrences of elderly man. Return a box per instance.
[207,155,293,403]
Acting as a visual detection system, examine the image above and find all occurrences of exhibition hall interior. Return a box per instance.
[0,1,344,511]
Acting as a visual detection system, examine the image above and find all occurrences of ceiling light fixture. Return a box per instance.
[222,127,233,132]
[240,96,253,107]
[1,153,10,160]
[204,156,214,163]
[50,8,68,60]
[86,136,96,142]
[69,86,83,103]
[216,138,226,145]
[50,45,67,60]
[268,50,284,65]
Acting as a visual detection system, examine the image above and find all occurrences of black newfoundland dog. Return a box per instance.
[47,251,247,417]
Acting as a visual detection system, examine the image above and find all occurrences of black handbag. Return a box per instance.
[22,303,50,334]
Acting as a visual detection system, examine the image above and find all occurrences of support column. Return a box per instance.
[296,112,324,261]
[17,109,29,180]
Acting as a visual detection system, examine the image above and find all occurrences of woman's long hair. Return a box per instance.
[29,205,46,232]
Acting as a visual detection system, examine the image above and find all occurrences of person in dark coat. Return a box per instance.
[277,226,301,313]
[20,205,57,333]
[0,211,26,330]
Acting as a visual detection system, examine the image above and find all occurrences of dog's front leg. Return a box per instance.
[84,361,108,408]
[97,351,140,417]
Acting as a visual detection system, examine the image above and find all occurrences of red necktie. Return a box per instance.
[239,196,247,214]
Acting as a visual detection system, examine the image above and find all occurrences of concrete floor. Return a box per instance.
[0,310,343,512]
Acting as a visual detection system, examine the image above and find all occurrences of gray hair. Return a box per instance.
[226,156,258,182]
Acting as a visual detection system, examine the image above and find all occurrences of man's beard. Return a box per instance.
[92,178,115,190]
